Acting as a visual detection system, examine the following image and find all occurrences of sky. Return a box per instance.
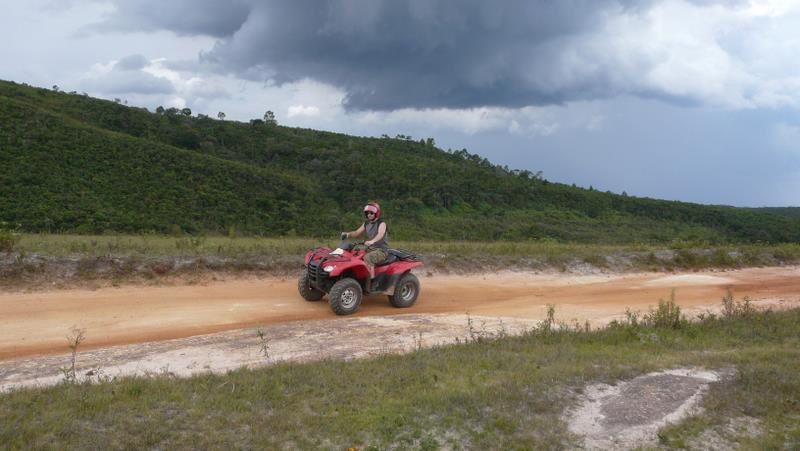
[2,0,800,207]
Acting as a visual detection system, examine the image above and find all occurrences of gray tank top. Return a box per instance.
[364,219,389,249]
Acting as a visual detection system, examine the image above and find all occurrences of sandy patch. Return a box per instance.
[567,368,735,450]
[0,314,537,392]
[643,274,737,287]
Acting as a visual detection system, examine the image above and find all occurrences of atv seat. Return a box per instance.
[377,248,419,266]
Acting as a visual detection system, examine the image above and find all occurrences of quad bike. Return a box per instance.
[298,239,423,315]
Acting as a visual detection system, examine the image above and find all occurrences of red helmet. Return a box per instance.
[363,202,381,221]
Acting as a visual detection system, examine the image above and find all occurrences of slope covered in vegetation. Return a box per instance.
[2,79,798,243]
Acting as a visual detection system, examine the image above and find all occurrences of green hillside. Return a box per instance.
[2,79,799,243]
[755,207,800,220]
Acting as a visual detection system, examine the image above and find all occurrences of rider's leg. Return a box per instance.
[365,263,375,292]
[364,249,386,292]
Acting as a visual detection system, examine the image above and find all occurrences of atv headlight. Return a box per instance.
[323,265,336,272]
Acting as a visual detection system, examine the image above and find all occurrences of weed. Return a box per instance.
[465,314,508,343]
[721,289,756,318]
[620,308,641,328]
[257,328,271,360]
[534,304,557,335]
[413,330,424,351]
[465,314,482,342]
[60,326,86,384]
[644,290,687,329]
[496,320,508,340]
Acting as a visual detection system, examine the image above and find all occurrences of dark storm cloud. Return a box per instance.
[96,0,679,110]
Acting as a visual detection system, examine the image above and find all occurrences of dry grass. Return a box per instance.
[3,234,800,291]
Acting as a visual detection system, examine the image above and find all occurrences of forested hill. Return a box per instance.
[1,79,799,243]
[754,207,800,220]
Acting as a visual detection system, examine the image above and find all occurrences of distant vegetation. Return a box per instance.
[754,207,800,219]
[2,79,800,243]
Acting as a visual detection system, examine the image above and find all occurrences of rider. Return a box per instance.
[341,201,389,289]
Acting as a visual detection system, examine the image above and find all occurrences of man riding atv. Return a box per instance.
[298,202,423,315]
[341,202,388,292]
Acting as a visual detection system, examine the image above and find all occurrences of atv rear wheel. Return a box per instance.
[389,273,419,308]
[329,278,363,315]
[298,271,324,302]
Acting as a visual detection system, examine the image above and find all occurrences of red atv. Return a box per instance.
[298,240,423,315]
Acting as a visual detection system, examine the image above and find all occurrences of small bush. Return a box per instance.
[644,290,687,329]
[721,289,756,318]
[610,292,687,331]
[0,222,20,252]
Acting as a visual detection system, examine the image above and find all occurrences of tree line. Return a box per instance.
[2,79,799,243]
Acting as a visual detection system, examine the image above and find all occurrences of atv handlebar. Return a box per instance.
[337,238,369,251]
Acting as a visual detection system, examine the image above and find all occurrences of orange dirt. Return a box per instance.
[1,267,799,361]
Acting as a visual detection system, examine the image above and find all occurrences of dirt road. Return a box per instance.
[2,266,799,361]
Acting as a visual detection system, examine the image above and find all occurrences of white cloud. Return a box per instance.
[352,106,564,137]
[287,105,321,118]
[80,58,174,95]
[742,0,800,18]
[586,0,800,110]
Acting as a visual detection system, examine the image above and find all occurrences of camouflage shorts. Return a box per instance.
[365,248,388,266]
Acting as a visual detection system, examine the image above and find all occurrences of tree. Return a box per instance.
[156,106,165,115]
[264,110,277,125]
[181,107,192,117]
[52,85,59,92]
[217,111,226,121]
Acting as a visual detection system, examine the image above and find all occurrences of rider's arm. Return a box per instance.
[346,224,365,239]
[365,222,386,246]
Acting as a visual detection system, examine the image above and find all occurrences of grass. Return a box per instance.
[10,234,800,260]
[13,234,323,258]
[9,233,800,263]
[3,234,800,290]
[1,298,798,449]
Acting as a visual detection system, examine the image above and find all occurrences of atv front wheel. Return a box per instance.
[298,271,324,302]
[389,273,419,308]
[329,278,363,315]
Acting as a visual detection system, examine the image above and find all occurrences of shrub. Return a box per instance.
[0,222,20,252]
[644,290,687,329]
[721,289,756,318]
